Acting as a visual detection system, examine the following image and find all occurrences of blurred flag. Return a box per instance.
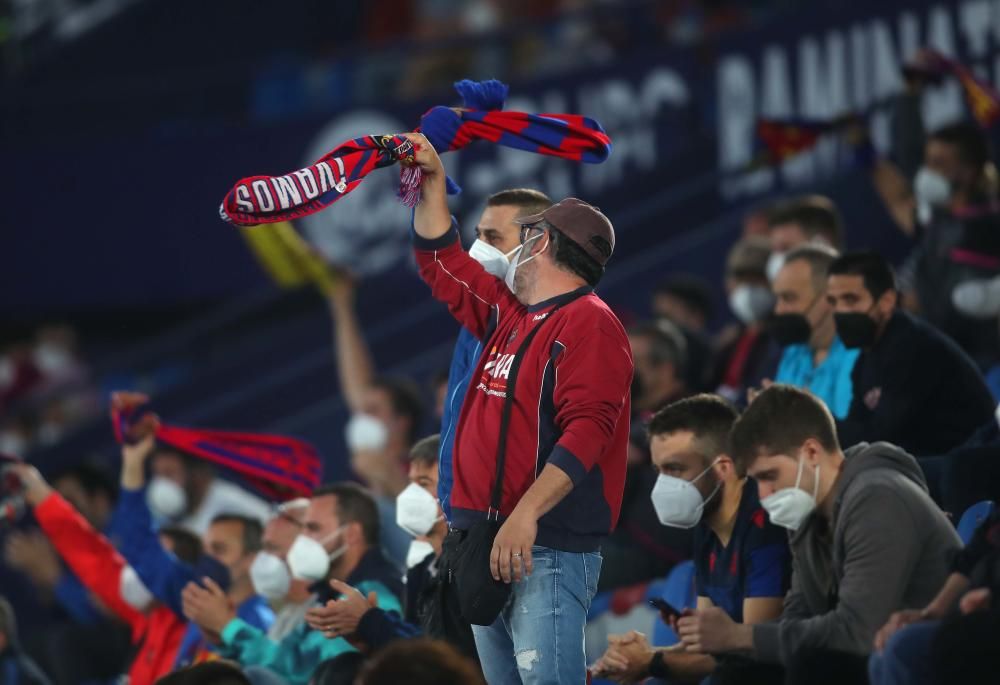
[111,392,322,501]
[753,119,833,164]
[906,49,1000,129]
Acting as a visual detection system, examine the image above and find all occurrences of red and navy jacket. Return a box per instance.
[414,221,633,552]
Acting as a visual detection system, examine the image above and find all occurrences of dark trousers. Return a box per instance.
[710,655,786,685]
[785,647,869,685]
[930,609,1000,684]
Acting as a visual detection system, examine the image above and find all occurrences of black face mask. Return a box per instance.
[835,312,878,348]
[769,313,812,347]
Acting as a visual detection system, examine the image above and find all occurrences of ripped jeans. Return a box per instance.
[471,546,601,684]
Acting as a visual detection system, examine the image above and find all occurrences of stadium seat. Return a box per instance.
[957,500,996,545]
[647,560,697,647]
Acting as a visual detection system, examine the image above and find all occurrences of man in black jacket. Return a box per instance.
[827,252,994,458]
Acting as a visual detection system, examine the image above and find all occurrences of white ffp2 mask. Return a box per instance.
[286,528,347,581]
[504,232,548,292]
[395,483,443,537]
[250,552,292,601]
[760,457,820,531]
[146,476,187,520]
[469,239,519,281]
[650,460,721,529]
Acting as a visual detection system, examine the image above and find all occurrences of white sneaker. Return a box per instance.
[952,276,1000,319]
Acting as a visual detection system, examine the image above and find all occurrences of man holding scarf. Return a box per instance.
[405,132,632,683]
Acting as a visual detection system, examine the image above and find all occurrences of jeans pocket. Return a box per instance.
[583,552,602,601]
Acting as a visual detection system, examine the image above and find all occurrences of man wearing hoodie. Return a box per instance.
[676,384,960,685]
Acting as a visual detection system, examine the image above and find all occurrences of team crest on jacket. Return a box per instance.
[864,387,882,410]
[507,328,518,344]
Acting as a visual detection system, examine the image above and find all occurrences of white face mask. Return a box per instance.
[146,476,187,520]
[766,251,786,283]
[119,565,155,612]
[914,166,952,224]
[345,413,389,452]
[728,284,774,325]
[469,239,519,280]
[249,552,291,601]
[760,457,820,531]
[286,528,347,582]
[504,232,549,293]
[406,540,436,569]
[395,483,443,537]
[650,459,721,529]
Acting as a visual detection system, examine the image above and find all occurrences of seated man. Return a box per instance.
[828,251,994,456]
[182,482,403,685]
[592,394,790,684]
[770,245,859,419]
[304,435,476,660]
[677,385,961,685]
[251,498,314,641]
[117,434,275,667]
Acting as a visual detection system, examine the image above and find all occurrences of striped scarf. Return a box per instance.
[219,79,612,226]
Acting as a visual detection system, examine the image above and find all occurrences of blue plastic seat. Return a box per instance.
[647,560,697,646]
[957,500,996,545]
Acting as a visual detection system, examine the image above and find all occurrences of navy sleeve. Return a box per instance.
[115,487,196,617]
[743,509,792,598]
[355,608,421,650]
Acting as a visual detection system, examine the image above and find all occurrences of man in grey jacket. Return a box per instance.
[676,384,961,685]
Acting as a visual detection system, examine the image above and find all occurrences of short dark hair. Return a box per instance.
[356,638,485,685]
[768,195,844,249]
[628,320,687,369]
[486,188,552,217]
[52,462,118,502]
[547,225,605,287]
[729,384,839,475]
[653,275,715,323]
[409,434,440,469]
[648,394,739,464]
[827,251,897,299]
[0,596,17,646]
[209,514,263,555]
[783,244,839,294]
[155,662,251,685]
[929,121,991,170]
[312,482,380,546]
[312,651,367,685]
[726,236,771,282]
[160,525,203,565]
[372,376,425,446]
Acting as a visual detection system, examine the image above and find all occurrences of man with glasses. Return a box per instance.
[403,132,634,684]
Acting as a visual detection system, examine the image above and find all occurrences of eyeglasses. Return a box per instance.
[519,221,547,245]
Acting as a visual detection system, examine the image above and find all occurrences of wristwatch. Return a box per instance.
[648,651,671,679]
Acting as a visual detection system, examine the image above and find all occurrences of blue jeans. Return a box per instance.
[868,620,940,685]
[472,546,602,685]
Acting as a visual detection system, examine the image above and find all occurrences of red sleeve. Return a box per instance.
[547,317,633,484]
[34,493,144,634]
[413,220,520,339]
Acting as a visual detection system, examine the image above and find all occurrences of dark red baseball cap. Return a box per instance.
[517,197,615,266]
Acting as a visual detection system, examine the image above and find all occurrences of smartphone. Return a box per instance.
[648,597,682,621]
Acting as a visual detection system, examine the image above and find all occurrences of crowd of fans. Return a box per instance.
[3,47,1000,685]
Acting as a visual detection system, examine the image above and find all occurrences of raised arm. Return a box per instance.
[118,435,197,617]
[17,464,144,631]
[405,133,452,241]
[327,277,376,414]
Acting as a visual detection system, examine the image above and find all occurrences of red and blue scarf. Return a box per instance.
[112,396,321,500]
[220,79,612,226]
